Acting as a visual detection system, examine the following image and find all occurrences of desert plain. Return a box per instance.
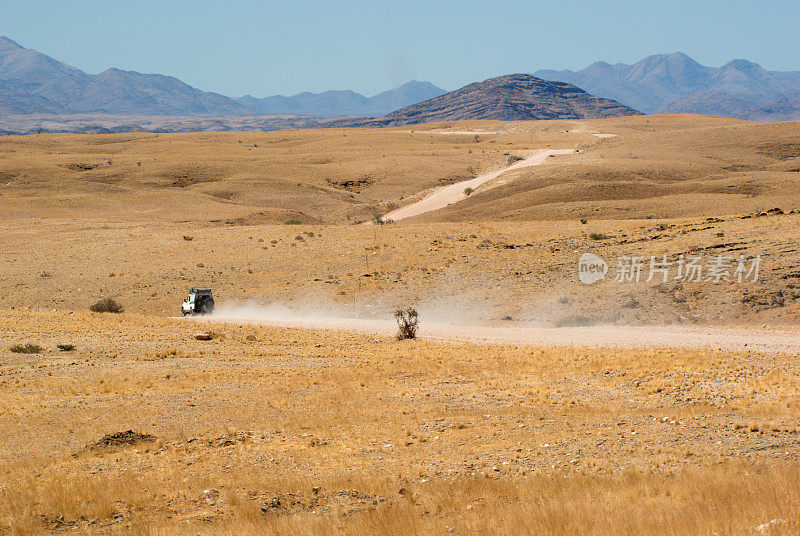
[2,115,800,534]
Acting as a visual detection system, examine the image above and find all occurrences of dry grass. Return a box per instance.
[2,116,800,534]
[1,309,799,534]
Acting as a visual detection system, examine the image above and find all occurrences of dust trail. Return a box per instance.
[189,302,800,354]
[203,301,397,336]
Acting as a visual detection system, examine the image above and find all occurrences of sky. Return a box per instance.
[2,0,799,98]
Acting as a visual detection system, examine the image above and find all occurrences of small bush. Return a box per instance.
[57,344,76,352]
[507,155,524,165]
[372,214,385,226]
[588,232,608,240]
[10,343,42,354]
[90,298,124,314]
[554,315,594,328]
[284,219,302,225]
[463,187,474,196]
[183,235,194,241]
[394,307,419,340]
[579,218,588,224]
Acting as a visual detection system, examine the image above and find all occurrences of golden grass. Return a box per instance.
[1,310,799,534]
[2,116,800,533]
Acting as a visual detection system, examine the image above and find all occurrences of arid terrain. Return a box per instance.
[2,114,800,534]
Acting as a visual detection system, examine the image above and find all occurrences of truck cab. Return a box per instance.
[181,287,214,316]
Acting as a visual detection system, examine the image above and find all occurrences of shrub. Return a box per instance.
[507,155,524,165]
[183,235,193,241]
[394,307,419,340]
[372,214,385,226]
[10,343,42,354]
[90,298,124,314]
[580,218,588,224]
[554,315,594,328]
[589,232,608,240]
[284,219,302,225]
[463,187,474,196]
[57,344,76,352]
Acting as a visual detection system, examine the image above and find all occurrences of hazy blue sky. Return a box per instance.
[3,0,799,97]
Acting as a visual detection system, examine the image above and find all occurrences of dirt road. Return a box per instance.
[382,148,574,222]
[198,312,800,354]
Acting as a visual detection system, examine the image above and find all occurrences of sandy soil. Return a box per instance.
[383,148,574,221]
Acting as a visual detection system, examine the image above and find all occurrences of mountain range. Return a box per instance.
[333,74,641,127]
[237,81,446,117]
[2,35,800,129]
[0,36,251,116]
[535,52,800,120]
[0,36,443,118]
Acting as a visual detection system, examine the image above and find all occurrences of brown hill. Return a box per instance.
[332,74,641,127]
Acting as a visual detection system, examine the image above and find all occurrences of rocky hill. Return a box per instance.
[332,74,641,127]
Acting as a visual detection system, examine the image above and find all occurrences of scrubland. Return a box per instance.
[1,310,800,535]
[2,115,800,534]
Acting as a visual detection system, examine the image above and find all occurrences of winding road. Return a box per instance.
[382,148,574,222]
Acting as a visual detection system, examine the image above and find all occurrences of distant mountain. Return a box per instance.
[661,91,800,121]
[332,74,641,127]
[0,36,252,116]
[535,52,800,120]
[237,81,447,117]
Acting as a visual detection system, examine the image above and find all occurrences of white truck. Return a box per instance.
[181,287,215,316]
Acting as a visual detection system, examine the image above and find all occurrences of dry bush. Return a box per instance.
[554,314,593,327]
[394,307,419,340]
[90,298,124,313]
[9,343,42,354]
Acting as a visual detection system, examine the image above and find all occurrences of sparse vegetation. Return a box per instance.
[182,235,193,241]
[284,219,302,225]
[507,154,524,164]
[10,343,43,354]
[554,314,594,327]
[372,214,386,225]
[589,232,609,240]
[1,310,799,534]
[394,307,419,340]
[57,343,76,351]
[464,187,474,196]
[90,298,124,314]
[4,116,800,534]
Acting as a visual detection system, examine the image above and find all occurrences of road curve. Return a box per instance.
[382,148,574,222]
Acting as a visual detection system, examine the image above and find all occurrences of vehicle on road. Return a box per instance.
[181,287,214,316]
